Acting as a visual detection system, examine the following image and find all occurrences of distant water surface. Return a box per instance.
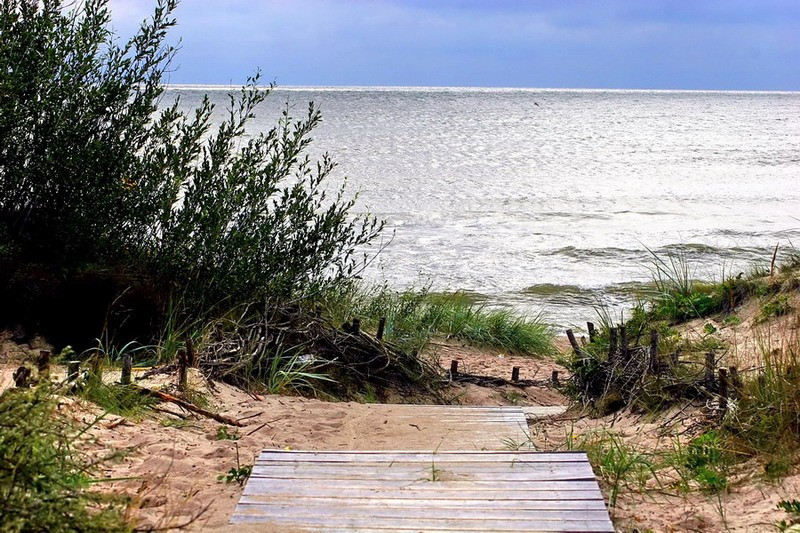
[166,86,800,329]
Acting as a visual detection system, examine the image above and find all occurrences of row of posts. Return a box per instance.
[448,359,560,386]
[15,349,133,387]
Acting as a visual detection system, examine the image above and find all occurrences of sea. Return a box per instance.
[165,86,800,330]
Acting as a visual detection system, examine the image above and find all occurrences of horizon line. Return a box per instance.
[162,83,800,94]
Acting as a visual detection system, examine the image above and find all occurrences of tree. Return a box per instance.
[0,0,382,343]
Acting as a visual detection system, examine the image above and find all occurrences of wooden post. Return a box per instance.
[37,350,51,380]
[351,318,361,334]
[511,367,520,382]
[89,353,103,385]
[67,360,81,382]
[705,352,716,387]
[120,354,132,385]
[566,329,581,355]
[450,360,459,377]
[607,327,618,364]
[13,366,31,388]
[620,325,628,361]
[718,368,728,412]
[178,350,188,391]
[587,322,596,343]
[648,329,659,373]
[186,337,196,368]
[376,317,386,341]
[551,370,560,386]
[729,366,742,396]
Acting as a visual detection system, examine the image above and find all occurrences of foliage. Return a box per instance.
[218,443,251,486]
[321,283,555,356]
[683,432,729,492]
[0,0,382,345]
[777,500,800,532]
[216,426,240,441]
[758,294,792,323]
[646,249,756,321]
[218,466,252,486]
[570,430,657,510]
[0,386,130,532]
[81,382,157,419]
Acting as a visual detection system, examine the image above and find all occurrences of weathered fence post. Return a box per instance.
[566,329,581,355]
[67,360,81,382]
[376,317,386,341]
[729,366,742,397]
[89,352,103,385]
[450,360,459,378]
[186,337,196,368]
[13,366,31,388]
[178,350,188,391]
[620,325,629,361]
[608,328,618,363]
[587,322,596,343]
[648,329,659,373]
[704,352,716,387]
[37,350,51,380]
[511,367,520,382]
[120,354,132,385]
[718,368,728,412]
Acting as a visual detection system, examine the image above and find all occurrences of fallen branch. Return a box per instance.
[135,386,244,427]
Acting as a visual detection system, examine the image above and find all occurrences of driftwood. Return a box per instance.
[568,322,721,411]
[199,304,440,399]
[135,386,244,427]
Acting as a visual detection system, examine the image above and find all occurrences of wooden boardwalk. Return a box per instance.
[231,405,613,532]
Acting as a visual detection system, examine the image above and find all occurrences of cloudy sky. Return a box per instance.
[108,0,800,90]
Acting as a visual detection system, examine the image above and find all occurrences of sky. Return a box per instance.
[107,0,800,90]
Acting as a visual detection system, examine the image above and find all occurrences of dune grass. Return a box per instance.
[320,283,555,357]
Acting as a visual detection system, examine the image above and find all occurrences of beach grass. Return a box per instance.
[321,283,555,357]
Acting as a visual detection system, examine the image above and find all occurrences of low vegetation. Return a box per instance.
[321,284,555,357]
[0,386,130,532]
[561,247,800,526]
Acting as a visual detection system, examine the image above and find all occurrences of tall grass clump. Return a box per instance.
[647,248,753,321]
[0,0,382,349]
[0,386,130,532]
[321,284,555,356]
[721,334,800,473]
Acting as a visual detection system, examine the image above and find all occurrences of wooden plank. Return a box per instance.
[238,496,608,510]
[231,514,615,532]
[234,433,612,531]
[257,451,589,462]
[235,506,611,521]
[242,485,606,501]
[248,466,595,479]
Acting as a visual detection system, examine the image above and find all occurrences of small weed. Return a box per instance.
[578,431,658,509]
[722,315,741,326]
[502,390,525,405]
[777,499,800,531]
[679,431,729,493]
[216,426,240,441]
[703,323,718,335]
[218,443,252,486]
[758,294,792,323]
[159,418,200,430]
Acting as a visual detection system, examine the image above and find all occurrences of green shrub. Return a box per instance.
[0,0,382,342]
[758,294,792,323]
[0,386,130,532]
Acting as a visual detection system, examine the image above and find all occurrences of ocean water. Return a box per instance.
[166,86,800,329]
